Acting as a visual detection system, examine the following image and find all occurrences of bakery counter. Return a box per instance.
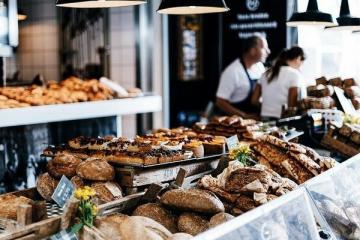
[0,94,162,136]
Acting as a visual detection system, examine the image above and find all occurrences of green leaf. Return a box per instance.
[71,222,84,234]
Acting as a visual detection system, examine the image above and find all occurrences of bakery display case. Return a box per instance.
[194,187,319,240]
[305,153,360,240]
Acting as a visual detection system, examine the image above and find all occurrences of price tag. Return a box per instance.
[50,230,78,240]
[226,135,239,150]
[52,176,75,207]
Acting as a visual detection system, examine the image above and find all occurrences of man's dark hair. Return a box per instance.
[241,33,263,55]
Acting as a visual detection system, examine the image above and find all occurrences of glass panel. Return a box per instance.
[305,154,360,240]
[195,188,319,240]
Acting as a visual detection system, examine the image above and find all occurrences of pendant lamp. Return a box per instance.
[56,0,146,8]
[287,0,336,27]
[327,0,360,31]
[157,0,229,15]
[17,9,27,21]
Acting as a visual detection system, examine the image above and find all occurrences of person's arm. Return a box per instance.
[288,87,299,108]
[251,84,262,107]
[216,97,249,118]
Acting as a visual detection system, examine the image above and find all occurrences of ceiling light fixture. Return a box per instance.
[326,0,360,31]
[287,0,336,27]
[56,0,146,8]
[157,0,229,15]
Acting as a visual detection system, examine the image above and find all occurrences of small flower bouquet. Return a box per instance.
[228,143,251,166]
[71,186,98,234]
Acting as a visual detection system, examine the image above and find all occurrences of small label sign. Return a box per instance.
[50,230,78,240]
[52,176,75,208]
[226,135,239,150]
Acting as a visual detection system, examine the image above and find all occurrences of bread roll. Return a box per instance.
[0,194,34,220]
[133,203,178,233]
[36,172,59,201]
[76,158,115,181]
[91,182,123,203]
[178,212,209,236]
[166,233,193,240]
[209,213,234,228]
[47,153,82,178]
[160,189,224,214]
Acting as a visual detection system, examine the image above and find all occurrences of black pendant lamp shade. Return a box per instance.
[287,0,336,27]
[157,0,229,15]
[328,0,360,31]
[56,0,146,8]
[17,8,27,21]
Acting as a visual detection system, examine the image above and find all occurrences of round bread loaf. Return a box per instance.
[166,233,193,240]
[0,194,34,220]
[76,158,115,181]
[177,212,209,236]
[160,189,224,214]
[209,213,234,228]
[70,176,85,189]
[133,203,178,233]
[47,153,82,178]
[36,173,59,201]
[91,182,123,203]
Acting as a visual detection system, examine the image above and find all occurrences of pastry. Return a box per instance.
[183,141,204,158]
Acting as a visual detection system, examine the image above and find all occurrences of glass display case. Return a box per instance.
[194,187,319,240]
[305,154,360,240]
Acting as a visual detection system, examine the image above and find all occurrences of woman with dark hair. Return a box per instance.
[251,46,306,120]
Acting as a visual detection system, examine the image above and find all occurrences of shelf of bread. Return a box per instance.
[0,94,161,128]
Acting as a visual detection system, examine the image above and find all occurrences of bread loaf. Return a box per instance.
[166,233,193,240]
[160,189,225,214]
[76,158,115,181]
[47,153,82,178]
[133,203,178,233]
[209,213,235,228]
[91,182,123,203]
[70,176,84,189]
[36,172,59,201]
[0,194,34,220]
[177,212,209,236]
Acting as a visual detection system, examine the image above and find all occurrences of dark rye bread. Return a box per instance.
[160,189,225,214]
[132,203,178,233]
[47,153,82,178]
[76,158,115,181]
[177,212,209,236]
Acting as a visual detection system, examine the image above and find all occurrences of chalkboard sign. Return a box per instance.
[222,0,288,67]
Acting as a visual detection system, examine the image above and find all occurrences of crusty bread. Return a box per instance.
[209,213,234,228]
[0,194,34,220]
[95,213,129,239]
[76,158,115,181]
[91,182,123,204]
[133,203,178,233]
[36,172,59,201]
[177,212,209,236]
[70,176,84,189]
[166,233,193,240]
[47,153,82,178]
[160,189,224,214]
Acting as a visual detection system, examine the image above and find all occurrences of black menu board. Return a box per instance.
[222,0,288,67]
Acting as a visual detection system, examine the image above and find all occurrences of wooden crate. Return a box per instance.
[116,156,221,193]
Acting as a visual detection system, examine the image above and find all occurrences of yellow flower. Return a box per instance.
[92,205,98,215]
[74,187,96,200]
[229,143,251,160]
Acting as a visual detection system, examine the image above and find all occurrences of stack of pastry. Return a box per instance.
[36,153,123,204]
[252,135,337,184]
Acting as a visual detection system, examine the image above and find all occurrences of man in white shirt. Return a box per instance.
[216,34,270,118]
